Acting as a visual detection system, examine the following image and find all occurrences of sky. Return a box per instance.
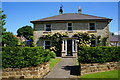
[2,2,119,35]
[2,0,120,2]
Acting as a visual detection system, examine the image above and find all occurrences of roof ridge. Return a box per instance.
[81,13,111,19]
[31,13,112,22]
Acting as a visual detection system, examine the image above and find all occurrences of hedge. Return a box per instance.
[78,47,120,63]
[2,47,56,68]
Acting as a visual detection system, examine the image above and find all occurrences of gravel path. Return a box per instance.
[44,58,80,78]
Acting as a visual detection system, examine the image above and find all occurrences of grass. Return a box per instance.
[76,58,79,66]
[80,70,119,78]
[49,58,61,69]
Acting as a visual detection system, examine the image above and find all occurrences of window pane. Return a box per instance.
[89,23,95,30]
[91,40,96,47]
[90,27,95,30]
[68,23,72,26]
[45,41,50,49]
[45,41,50,46]
[45,46,50,49]
[46,24,51,27]
[90,23,95,27]
[46,24,51,31]
[46,29,51,31]
[68,27,72,30]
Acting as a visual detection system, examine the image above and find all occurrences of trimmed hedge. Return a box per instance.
[2,47,56,68]
[78,47,120,63]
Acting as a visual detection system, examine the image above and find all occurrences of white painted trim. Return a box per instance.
[44,40,45,49]
[88,22,96,31]
[62,40,64,52]
[72,39,74,53]
[65,40,67,55]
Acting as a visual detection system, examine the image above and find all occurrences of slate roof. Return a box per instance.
[109,35,120,42]
[31,13,112,23]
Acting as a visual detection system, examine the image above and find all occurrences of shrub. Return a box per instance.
[2,47,55,68]
[49,51,56,58]
[78,47,120,63]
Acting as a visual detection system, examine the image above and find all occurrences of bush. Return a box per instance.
[78,47,120,63]
[49,51,56,58]
[2,47,55,68]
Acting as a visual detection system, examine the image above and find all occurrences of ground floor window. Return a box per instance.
[44,41,51,49]
[91,40,96,47]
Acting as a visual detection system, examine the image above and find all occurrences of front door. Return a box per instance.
[67,40,72,56]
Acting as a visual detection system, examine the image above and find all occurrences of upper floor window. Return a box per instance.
[45,24,51,31]
[89,23,96,30]
[67,23,73,31]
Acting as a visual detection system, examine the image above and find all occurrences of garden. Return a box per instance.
[2,47,61,78]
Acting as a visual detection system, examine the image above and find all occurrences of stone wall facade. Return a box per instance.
[80,62,119,75]
[2,62,50,79]
[33,21,109,47]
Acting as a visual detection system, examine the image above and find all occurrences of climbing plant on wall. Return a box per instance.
[73,32,91,47]
[40,32,68,56]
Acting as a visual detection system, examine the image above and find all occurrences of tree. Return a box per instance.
[2,32,18,46]
[17,25,33,40]
[0,9,6,46]
[0,8,6,34]
[1,9,19,46]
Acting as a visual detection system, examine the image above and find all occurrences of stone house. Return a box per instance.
[31,7,112,57]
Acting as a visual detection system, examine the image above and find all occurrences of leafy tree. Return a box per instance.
[0,9,6,45]
[2,32,18,46]
[17,25,33,40]
[0,8,6,34]
[0,9,19,46]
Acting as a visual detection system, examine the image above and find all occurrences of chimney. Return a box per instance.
[59,5,63,14]
[78,6,82,13]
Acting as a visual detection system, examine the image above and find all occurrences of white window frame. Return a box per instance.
[88,23,96,31]
[67,23,73,31]
[44,24,52,32]
[44,40,51,49]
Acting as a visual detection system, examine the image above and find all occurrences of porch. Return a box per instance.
[61,37,78,57]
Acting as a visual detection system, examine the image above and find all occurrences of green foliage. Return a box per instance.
[0,8,6,34]
[17,25,33,40]
[2,47,55,68]
[50,58,61,69]
[101,37,108,46]
[2,32,18,46]
[78,47,120,63]
[73,32,90,46]
[80,70,118,78]
[49,51,56,58]
[96,36,101,46]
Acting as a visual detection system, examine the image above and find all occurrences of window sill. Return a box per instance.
[87,30,97,33]
[43,31,51,34]
[67,30,73,33]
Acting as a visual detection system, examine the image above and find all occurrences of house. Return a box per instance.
[31,7,112,57]
[109,35,120,46]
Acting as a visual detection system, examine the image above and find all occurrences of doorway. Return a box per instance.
[67,40,72,56]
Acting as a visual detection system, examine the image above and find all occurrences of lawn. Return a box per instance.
[76,58,79,66]
[80,70,118,78]
[49,58,61,69]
